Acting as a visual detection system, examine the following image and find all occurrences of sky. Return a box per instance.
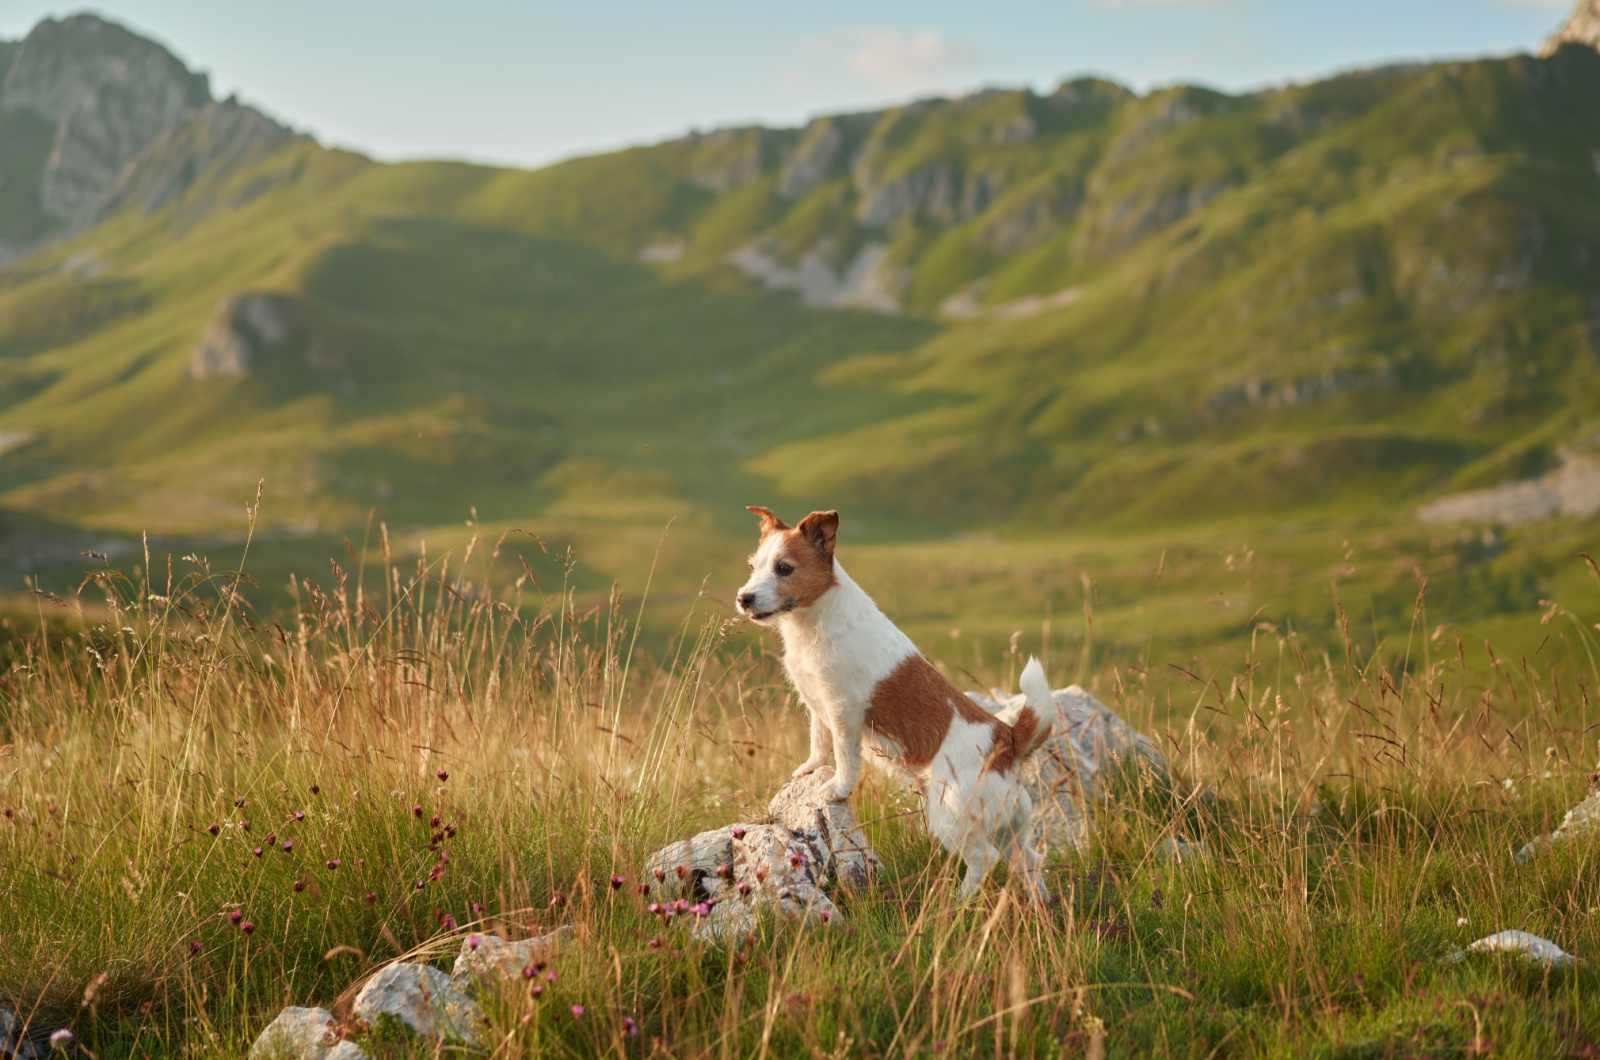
[0,1,1578,171]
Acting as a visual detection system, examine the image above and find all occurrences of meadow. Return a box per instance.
[3,501,1599,1058]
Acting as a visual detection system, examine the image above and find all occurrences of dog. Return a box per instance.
[735,506,1055,899]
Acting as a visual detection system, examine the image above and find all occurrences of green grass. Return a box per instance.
[2,531,1599,1057]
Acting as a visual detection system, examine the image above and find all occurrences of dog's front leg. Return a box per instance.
[823,702,864,802]
[792,705,834,779]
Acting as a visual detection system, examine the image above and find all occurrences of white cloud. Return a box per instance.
[783,28,981,97]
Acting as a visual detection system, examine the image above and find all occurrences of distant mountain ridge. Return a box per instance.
[0,10,1599,554]
[0,14,297,260]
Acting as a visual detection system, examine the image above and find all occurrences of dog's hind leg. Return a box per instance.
[1007,839,1048,904]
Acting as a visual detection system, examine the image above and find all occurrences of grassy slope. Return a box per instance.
[1,48,1599,653]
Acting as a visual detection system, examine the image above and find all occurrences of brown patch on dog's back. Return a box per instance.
[868,655,1010,768]
[868,655,1045,775]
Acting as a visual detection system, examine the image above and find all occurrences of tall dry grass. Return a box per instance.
[2,510,1599,1057]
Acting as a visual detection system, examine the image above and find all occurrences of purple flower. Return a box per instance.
[736,880,752,897]
[282,840,294,852]
[326,859,340,870]
[530,984,544,999]
[188,940,203,955]
[648,937,662,949]
[48,1029,73,1048]
[468,934,482,950]
[239,920,255,935]
[471,902,483,914]
[206,823,220,836]
[522,965,536,980]
[364,891,376,904]
[624,1016,639,1036]
[292,879,305,893]
[716,863,732,879]
[436,769,449,781]
[309,784,320,794]
[252,847,263,858]
[652,867,666,882]
[544,969,557,982]
[610,874,626,890]
[549,891,566,909]
[293,811,305,821]
[731,826,746,840]
[412,805,424,818]
[569,1005,584,1018]
[228,910,243,924]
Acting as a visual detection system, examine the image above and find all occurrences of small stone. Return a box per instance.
[247,1006,367,1060]
[450,926,576,985]
[1442,929,1581,969]
[352,963,481,1046]
[642,828,736,899]
[1515,789,1600,864]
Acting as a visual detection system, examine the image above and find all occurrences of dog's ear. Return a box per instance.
[746,506,789,536]
[796,510,839,558]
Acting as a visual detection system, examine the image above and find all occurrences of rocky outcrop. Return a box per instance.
[97,99,299,223]
[1,15,208,227]
[777,119,846,199]
[247,1008,367,1060]
[1417,455,1600,526]
[683,128,773,194]
[1515,788,1600,863]
[642,766,872,943]
[0,1008,43,1060]
[450,925,575,981]
[190,293,302,379]
[1541,0,1600,55]
[1442,930,1581,969]
[351,963,481,1046]
[727,238,902,312]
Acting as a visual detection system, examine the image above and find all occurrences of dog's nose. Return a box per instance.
[738,592,757,611]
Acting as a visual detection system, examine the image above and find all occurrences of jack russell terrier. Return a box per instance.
[736,506,1054,899]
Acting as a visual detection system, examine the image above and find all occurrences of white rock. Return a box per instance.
[1442,930,1581,969]
[451,925,575,984]
[970,684,1168,850]
[1153,837,1210,863]
[1515,789,1600,864]
[351,963,481,1046]
[767,767,882,888]
[643,827,735,899]
[247,1007,366,1060]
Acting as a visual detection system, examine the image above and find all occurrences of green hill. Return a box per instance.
[2,14,1599,652]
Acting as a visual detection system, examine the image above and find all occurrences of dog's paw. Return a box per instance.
[823,780,853,802]
[792,760,823,779]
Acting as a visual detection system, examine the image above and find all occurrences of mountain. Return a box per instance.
[0,14,298,260]
[2,13,1599,646]
[1544,0,1600,54]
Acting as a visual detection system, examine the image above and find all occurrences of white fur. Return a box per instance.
[738,542,1053,901]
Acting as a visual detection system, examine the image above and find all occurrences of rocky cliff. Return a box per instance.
[1542,0,1600,55]
[0,14,298,257]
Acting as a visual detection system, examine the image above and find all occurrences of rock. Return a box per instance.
[776,118,845,199]
[768,767,881,888]
[351,963,481,1046]
[1442,930,1581,969]
[1541,0,1600,55]
[247,1007,367,1060]
[1,15,209,228]
[642,826,735,900]
[692,824,840,942]
[1515,789,1600,864]
[726,238,901,312]
[969,683,1168,850]
[1418,456,1600,527]
[0,1007,43,1060]
[450,925,575,983]
[189,292,301,379]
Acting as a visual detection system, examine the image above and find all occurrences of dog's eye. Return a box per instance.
[774,561,794,577]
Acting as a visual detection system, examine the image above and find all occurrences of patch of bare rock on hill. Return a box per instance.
[1416,454,1600,525]
[1542,0,1600,54]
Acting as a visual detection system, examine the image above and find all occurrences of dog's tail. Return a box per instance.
[990,657,1054,770]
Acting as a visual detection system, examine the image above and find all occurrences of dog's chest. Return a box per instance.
[779,612,914,711]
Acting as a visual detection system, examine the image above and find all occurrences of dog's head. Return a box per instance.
[735,507,839,622]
